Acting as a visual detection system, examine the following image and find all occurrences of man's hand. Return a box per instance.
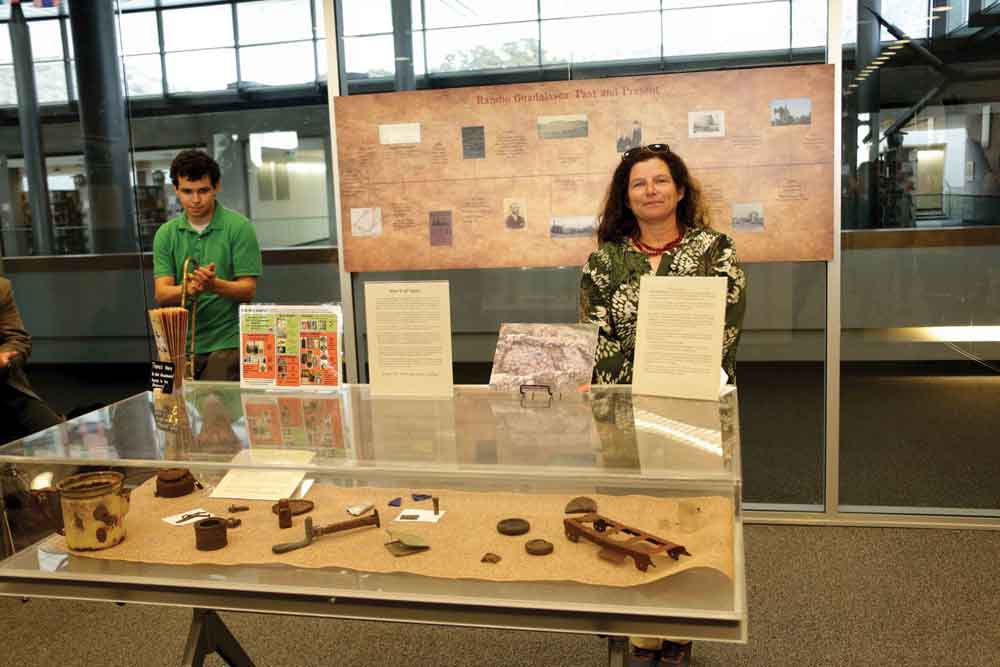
[0,350,17,369]
[184,273,206,298]
[191,263,217,294]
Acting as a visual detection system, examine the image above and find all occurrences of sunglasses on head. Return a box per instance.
[621,143,671,161]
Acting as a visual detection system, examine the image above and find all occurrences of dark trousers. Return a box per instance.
[193,348,240,382]
[0,384,62,445]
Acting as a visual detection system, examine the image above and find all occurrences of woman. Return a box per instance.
[580,145,746,666]
[580,144,746,385]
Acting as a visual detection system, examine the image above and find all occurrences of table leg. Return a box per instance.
[607,636,628,667]
[181,608,255,667]
[0,489,14,559]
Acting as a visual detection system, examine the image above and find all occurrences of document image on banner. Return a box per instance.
[365,281,453,397]
[632,276,727,401]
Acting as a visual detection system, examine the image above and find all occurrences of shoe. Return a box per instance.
[627,646,661,667]
[659,640,692,666]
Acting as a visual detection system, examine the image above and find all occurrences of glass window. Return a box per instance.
[792,0,826,49]
[117,11,160,56]
[840,0,1000,516]
[314,0,326,38]
[663,0,773,7]
[35,61,67,104]
[541,0,659,19]
[343,33,395,78]
[342,0,392,35]
[240,42,316,87]
[0,29,12,64]
[662,3,791,57]
[162,5,234,51]
[0,64,16,105]
[542,14,661,65]
[122,54,163,97]
[165,48,237,92]
[28,18,64,61]
[425,22,538,73]
[944,0,969,32]
[740,262,827,508]
[237,0,313,45]
[316,37,327,80]
[881,0,936,38]
[248,134,330,249]
[423,0,537,28]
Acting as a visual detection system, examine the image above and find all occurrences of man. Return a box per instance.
[505,202,526,229]
[153,150,262,381]
[0,277,61,444]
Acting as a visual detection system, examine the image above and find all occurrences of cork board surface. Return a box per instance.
[67,479,734,587]
[334,64,834,272]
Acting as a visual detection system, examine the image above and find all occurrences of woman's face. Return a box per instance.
[626,157,684,227]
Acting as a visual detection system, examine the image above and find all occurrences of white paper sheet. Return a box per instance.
[365,281,454,397]
[209,449,315,501]
[632,276,727,401]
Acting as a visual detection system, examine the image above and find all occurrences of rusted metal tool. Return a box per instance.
[563,513,691,572]
[272,510,381,555]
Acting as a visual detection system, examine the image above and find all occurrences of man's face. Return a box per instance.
[176,175,219,221]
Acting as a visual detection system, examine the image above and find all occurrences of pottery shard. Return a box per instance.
[481,552,502,564]
[525,539,554,556]
[564,496,598,514]
[496,518,530,536]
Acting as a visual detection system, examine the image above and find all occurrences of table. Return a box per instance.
[0,383,746,666]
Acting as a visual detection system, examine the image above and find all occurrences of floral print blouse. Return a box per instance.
[579,227,747,384]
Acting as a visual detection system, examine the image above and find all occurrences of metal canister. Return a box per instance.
[55,470,130,551]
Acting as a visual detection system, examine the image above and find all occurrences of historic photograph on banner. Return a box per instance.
[538,114,589,139]
[731,202,765,232]
[503,198,527,230]
[489,323,599,394]
[770,97,812,126]
[689,111,726,138]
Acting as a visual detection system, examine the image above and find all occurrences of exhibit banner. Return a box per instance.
[238,304,343,391]
[334,64,834,272]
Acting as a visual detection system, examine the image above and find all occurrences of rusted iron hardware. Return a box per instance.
[228,505,250,513]
[563,513,691,572]
[175,511,211,525]
[194,517,228,551]
[270,499,314,516]
[272,510,381,554]
[497,518,530,536]
[564,496,598,515]
[383,530,429,557]
[277,499,293,529]
[525,539,554,556]
[225,517,242,528]
[154,468,198,498]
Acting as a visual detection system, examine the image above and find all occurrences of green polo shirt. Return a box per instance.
[153,204,262,354]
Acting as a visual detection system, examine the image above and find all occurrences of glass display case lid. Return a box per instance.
[0,383,741,483]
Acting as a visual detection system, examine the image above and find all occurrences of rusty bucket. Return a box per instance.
[55,471,130,551]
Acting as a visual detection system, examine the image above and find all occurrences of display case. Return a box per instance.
[0,384,746,664]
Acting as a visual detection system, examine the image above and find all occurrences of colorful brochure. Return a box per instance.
[239,304,343,391]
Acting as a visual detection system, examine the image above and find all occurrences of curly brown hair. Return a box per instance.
[170,149,221,188]
[596,148,709,243]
